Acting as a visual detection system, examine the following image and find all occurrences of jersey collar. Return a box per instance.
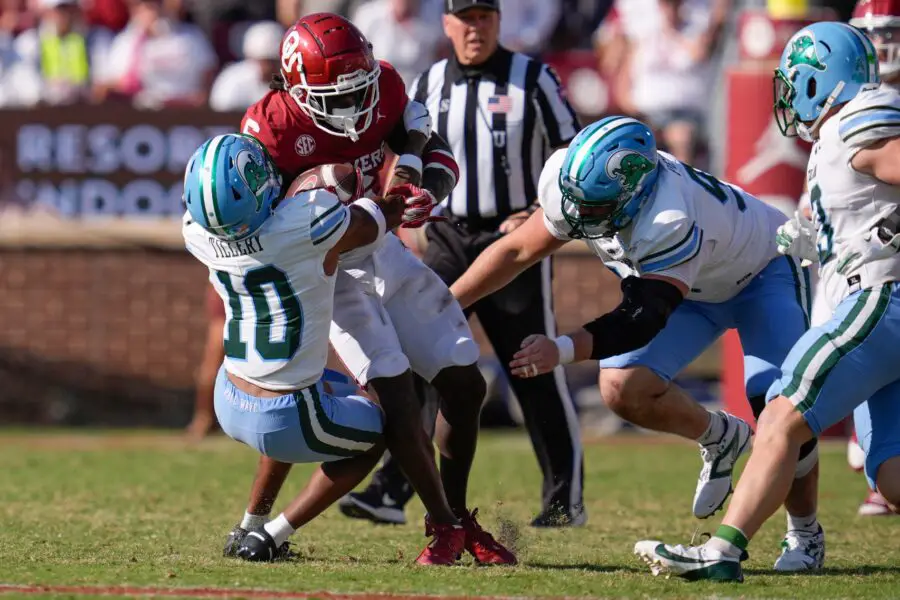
[447,46,513,83]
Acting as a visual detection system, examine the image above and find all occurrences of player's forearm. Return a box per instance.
[450,238,538,309]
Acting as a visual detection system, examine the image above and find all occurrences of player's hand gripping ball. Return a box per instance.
[288,163,364,204]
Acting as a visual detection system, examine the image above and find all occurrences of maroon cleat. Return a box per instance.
[459,508,517,565]
[415,520,465,566]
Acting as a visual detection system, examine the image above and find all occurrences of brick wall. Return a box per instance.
[0,249,717,426]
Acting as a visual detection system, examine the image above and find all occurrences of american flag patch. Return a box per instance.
[487,95,513,113]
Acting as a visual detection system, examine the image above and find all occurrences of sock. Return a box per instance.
[263,513,296,547]
[706,524,748,559]
[696,411,726,446]
[786,512,819,534]
[240,511,269,531]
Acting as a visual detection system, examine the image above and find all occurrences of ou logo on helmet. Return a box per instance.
[282,30,304,74]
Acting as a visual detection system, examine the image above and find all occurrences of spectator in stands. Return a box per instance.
[83,0,129,31]
[498,0,561,57]
[95,0,216,109]
[209,20,282,112]
[594,0,728,165]
[352,0,444,87]
[1,0,36,35]
[13,0,112,105]
[175,0,276,63]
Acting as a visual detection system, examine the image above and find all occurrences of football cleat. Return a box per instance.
[693,413,752,518]
[859,490,895,516]
[459,509,518,565]
[224,525,293,561]
[774,525,825,571]
[338,485,407,525]
[634,540,743,582]
[415,521,465,566]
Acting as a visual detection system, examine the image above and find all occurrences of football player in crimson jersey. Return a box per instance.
[843,0,900,517]
[223,13,516,566]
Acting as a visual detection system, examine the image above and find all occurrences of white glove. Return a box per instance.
[835,226,900,276]
[775,211,818,267]
[403,100,433,139]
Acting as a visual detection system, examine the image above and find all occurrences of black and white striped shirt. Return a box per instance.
[411,47,580,225]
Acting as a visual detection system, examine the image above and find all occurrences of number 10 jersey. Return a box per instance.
[183,189,350,391]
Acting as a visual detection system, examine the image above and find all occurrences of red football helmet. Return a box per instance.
[851,0,900,78]
[280,13,381,141]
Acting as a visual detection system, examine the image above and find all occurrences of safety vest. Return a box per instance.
[39,32,89,85]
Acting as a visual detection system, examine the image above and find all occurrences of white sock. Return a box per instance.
[696,411,726,446]
[263,513,296,547]
[786,512,819,534]
[240,511,269,531]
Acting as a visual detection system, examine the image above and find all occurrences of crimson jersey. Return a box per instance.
[241,61,407,196]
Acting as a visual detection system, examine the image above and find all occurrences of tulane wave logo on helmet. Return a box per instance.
[235,150,271,212]
[606,151,655,196]
[786,33,826,71]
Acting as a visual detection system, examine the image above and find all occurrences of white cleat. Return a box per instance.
[693,413,752,519]
[858,490,895,516]
[774,525,825,571]
[634,540,743,582]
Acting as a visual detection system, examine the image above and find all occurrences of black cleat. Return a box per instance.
[225,525,293,561]
[338,484,407,525]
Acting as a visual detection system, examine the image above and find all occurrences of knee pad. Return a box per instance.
[795,437,818,478]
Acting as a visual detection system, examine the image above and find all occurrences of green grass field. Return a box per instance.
[2,430,899,599]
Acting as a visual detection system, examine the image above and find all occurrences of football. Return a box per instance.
[286,163,363,204]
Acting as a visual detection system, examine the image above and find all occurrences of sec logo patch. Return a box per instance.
[295,134,316,156]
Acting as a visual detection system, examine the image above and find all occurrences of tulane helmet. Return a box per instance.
[774,21,880,142]
[183,134,282,241]
[558,116,660,239]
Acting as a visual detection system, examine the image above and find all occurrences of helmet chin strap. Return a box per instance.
[798,80,845,142]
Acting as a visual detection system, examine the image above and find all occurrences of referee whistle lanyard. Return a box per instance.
[40,31,90,85]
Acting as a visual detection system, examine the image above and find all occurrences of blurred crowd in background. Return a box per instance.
[0,0,862,164]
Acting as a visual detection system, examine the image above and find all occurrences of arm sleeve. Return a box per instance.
[308,189,352,253]
[534,64,580,148]
[634,215,706,289]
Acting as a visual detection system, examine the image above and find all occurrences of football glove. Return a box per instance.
[387,183,446,228]
[403,101,433,139]
[775,211,818,267]
[836,226,900,276]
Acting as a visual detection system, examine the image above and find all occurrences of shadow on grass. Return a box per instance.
[745,565,900,577]
[525,561,644,574]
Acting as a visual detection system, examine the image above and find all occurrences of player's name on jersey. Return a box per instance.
[208,234,264,258]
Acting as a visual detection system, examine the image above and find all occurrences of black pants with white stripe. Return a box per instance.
[372,218,584,516]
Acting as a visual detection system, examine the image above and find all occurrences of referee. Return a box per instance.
[340,0,586,527]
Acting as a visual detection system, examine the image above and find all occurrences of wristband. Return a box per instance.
[554,335,575,365]
[395,154,423,176]
[351,197,386,241]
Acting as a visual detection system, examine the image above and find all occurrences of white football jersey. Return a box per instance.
[808,84,900,310]
[540,149,788,303]
[183,189,350,391]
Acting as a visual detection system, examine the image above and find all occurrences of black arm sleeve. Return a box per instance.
[582,276,684,360]
[385,118,410,155]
